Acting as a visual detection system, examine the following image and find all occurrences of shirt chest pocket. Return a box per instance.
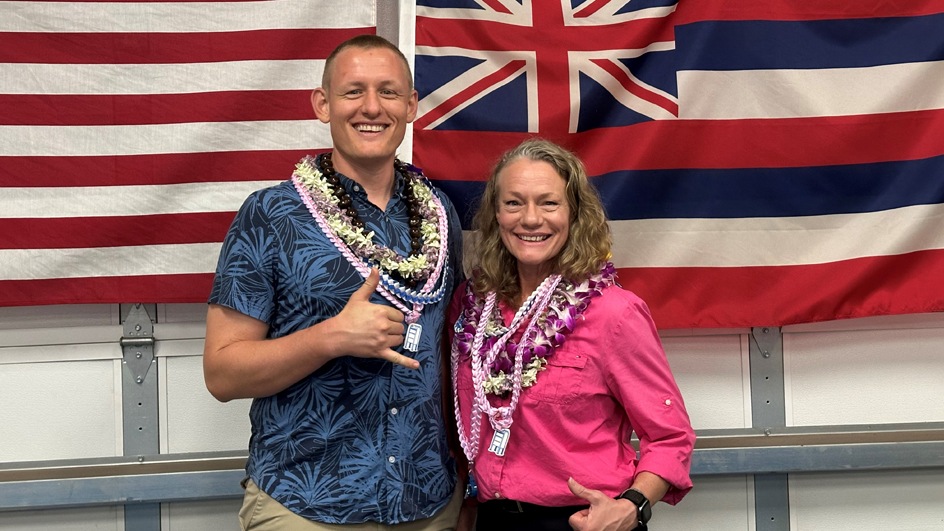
[529,352,588,404]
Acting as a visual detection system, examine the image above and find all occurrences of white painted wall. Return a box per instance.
[0,358,122,462]
[161,500,243,531]
[789,469,944,531]
[663,331,753,430]
[659,476,756,530]
[783,323,944,426]
[160,347,251,454]
[0,506,123,531]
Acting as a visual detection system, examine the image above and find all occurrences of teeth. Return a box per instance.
[356,124,385,132]
[519,235,548,242]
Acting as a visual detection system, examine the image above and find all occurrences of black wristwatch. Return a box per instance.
[617,488,651,530]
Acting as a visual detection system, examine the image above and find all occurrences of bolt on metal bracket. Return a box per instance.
[120,304,155,384]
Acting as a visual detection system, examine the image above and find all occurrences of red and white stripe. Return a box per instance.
[0,0,376,306]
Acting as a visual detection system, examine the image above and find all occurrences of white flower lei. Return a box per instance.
[293,156,442,280]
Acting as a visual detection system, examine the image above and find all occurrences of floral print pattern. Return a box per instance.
[209,169,463,524]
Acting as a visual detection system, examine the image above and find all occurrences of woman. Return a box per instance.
[448,139,695,531]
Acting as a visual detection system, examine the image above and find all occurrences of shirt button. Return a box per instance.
[390,408,398,415]
[388,456,396,463]
[494,492,501,499]
[664,399,672,406]
[353,184,361,192]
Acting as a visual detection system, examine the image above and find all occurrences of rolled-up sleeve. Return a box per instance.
[604,295,695,505]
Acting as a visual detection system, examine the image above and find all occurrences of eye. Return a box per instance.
[541,199,562,210]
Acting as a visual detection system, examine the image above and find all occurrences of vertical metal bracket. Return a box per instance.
[119,303,161,531]
[749,326,789,531]
[754,474,791,531]
[120,303,158,454]
[121,304,155,386]
[750,326,786,428]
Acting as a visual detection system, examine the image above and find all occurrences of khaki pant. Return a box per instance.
[239,478,463,531]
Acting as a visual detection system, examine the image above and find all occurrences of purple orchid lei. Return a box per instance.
[293,155,443,281]
[455,262,618,395]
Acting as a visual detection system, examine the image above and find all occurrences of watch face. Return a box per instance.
[639,498,651,523]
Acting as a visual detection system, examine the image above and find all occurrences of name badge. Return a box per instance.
[404,323,422,352]
[488,429,510,456]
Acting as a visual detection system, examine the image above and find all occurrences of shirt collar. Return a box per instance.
[321,154,408,201]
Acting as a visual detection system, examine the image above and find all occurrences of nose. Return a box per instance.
[361,89,381,116]
[521,203,541,227]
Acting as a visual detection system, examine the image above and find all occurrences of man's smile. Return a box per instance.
[354,123,387,133]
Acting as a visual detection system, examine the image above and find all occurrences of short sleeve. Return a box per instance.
[208,191,279,325]
[603,293,695,505]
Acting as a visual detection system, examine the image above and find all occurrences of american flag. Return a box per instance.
[413,0,944,329]
[0,0,375,306]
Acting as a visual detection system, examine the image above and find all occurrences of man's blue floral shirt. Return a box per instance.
[209,162,463,524]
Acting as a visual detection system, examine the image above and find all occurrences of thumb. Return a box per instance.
[350,268,380,302]
[568,477,590,500]
[568,478,601,504]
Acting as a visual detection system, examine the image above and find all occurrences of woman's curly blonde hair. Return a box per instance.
[471,138,611,302]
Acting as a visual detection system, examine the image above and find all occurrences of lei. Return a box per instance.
[292,155,443,280]
[450,262,617,471]
[292,155,450,324]
[453,261,617,395]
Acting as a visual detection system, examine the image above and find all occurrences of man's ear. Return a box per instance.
[311,88,330,124]
[406,89,419,123]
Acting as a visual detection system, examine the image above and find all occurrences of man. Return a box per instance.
[204,35,464,530]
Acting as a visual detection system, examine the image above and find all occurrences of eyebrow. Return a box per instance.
[502,190,562,201]
[336,79,404,92]
[376,80,405,90]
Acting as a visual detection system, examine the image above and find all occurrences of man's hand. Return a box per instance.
[334,268,419,369]
[567,478,639,531]
[203,268,421,402]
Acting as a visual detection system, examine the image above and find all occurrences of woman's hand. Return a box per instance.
[567,478,640,531]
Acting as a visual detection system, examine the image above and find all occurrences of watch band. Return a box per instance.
[617,487,651,529]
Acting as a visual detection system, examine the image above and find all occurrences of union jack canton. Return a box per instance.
[414,0,680,136]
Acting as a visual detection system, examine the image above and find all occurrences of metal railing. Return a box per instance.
[2,422,942,511]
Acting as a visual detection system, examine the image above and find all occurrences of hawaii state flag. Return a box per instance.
[413,0,944,329]
[0,0,374,306]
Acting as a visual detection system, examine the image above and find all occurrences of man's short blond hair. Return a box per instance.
[321,34,414,91]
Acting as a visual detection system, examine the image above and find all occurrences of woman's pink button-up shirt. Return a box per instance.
[449,282,695,506]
